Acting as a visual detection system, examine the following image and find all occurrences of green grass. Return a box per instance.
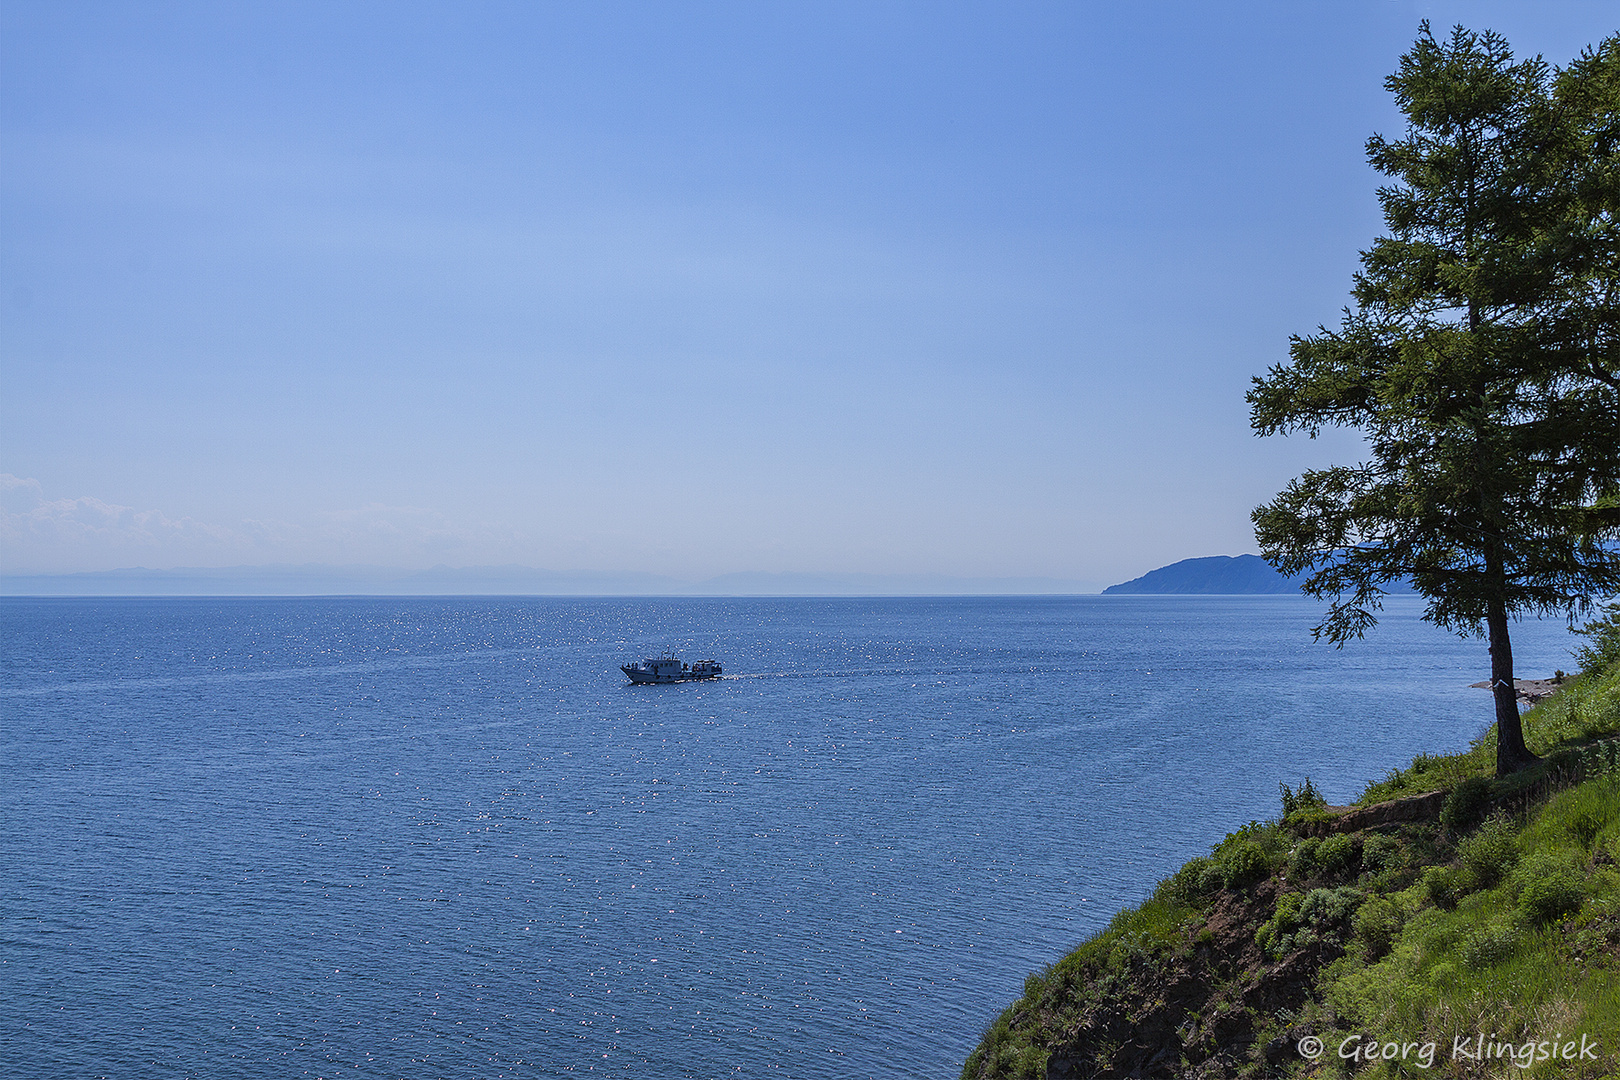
[1356,658,1620,807]
[962,885,1203,1080]
[963,629,1620,1080]
[1320,775,1620,1079]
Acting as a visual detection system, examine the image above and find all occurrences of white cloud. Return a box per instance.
[0,472,45,506]
[1,473,248,571]
[0,475,500,574]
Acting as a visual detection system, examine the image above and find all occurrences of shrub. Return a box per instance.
[1459,924,1521,970]
[1575,738,1620,778]
[1361,833,1403,874]
[1457,813,1519,888]
[1256,892,1305,957]
[1290,833,1360,879]
[1299,885,1362,926]
[1441,776,1495,832]
[1258,887,1362,957]
[1410,752,1442,775]
[1160,857,1221,905]
[1358,747,1484,805]
[1221,841,1276,890]
[1207,821,1285,890]
[1315,834,1360,876]
[1288,838,1320,879]
[1281,777,1326,819]
[1574,601,1620,676]
[1422,866,1467,910]
[1519,867,1586,925]
[1353,896,1402,959]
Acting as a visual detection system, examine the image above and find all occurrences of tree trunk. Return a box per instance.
[1486,597,1536,775]
[1479,455,1535,776]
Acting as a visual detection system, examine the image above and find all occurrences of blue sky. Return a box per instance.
[3,1,1615,588]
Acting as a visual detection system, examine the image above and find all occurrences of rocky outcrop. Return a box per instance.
[1313,789,1449,835]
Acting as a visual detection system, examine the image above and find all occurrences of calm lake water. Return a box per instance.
[0,595,1577,1079]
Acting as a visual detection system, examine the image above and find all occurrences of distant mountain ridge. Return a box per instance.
[1103,554,1306,594]
[0,564,1100,597]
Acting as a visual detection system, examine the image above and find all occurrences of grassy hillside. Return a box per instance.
[963,615,1620,1079]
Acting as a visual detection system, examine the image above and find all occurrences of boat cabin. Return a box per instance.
[621,655,723,683]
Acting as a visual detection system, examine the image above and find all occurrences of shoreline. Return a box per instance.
[1469,674,1570,706]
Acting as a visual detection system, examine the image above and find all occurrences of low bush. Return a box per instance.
[1255,892,1305,957]
[1357,747,1484,805]
[1456,813,1519,889]
[1533,774,1620,854]
[1517,864,1585,925]
[1574,600,1620,676]
[1520,681,1620,751]
[1360,833,1403,874]
[1409,751,1444,775]
[1159,856,1221,905]
[1283,805,1334,832]
[1440,776,1494,832]
[1352,895,1402,959]
[1221,842,1274,890]
[1458,923,1521,970]
[1572,737,1620,777]
[1280,776,1325,819]
[1287,837,1319,879]
[1289,833,1360,880]
[1209,821,1285,891]
[1299,885,1361,927]
[1256,887,1362,958]
[1421,865,1467,910]
[1315,834,1360,877]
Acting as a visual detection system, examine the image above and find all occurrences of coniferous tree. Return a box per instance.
[1249,25,1620,775]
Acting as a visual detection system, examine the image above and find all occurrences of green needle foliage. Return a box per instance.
[1250,24,1620,776]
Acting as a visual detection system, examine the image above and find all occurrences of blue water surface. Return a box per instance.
[0,595,1578,1079]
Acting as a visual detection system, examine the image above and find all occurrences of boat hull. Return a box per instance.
[621,666,722,684]
[621,657,723,683]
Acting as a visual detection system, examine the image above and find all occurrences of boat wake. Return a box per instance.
[720,668,915,681]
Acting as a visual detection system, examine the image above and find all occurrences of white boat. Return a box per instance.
[621,655,722,684]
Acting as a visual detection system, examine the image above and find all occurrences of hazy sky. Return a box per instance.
[3,2,1615,587]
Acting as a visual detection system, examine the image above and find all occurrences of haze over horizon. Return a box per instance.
[4,2,1614,589]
